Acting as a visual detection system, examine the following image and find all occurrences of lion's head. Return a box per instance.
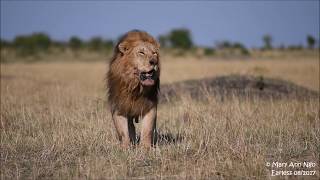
[112,30,160,87]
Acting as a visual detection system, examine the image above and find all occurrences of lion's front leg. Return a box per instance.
[112,111,135,148]
[140,107,157,147]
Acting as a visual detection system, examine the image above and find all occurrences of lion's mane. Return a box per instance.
[107,30,160,119]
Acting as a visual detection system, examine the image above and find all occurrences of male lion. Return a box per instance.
[107,30,160,148]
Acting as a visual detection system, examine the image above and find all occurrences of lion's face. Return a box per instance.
[119,41,160,86]
[132,42,159,86]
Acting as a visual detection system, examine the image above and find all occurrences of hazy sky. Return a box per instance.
[1,1,319,47]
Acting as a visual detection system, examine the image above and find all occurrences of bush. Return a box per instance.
[262,34,272,50]
[88,37,104,51]
[103,40,114,52]
[204,47,215,56]
[168,28,193,49]
[14,37,36,56]
[306,35,315,49]
[0,39,11,49]
[13,33,51,56]
[215,41,249,56]
[32,33,51,50]
[233,43,249,55]
[69,36,83,51]
[52,41,67,52]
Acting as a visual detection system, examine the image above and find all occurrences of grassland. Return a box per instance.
[1,54,319,179]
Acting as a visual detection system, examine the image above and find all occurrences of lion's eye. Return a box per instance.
[153,52,158,56]
[139,51,145,55]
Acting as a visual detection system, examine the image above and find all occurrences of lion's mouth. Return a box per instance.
[140,69,156,86]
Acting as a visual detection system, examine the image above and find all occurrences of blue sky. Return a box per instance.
[1,1,319,48]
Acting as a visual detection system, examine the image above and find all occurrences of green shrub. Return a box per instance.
[69,36,83,51]
[13,33,51,56]
[88,37,104,51]
[306,35,315,49]
[204,48,215,56]
[103,40,114,53]
[168,28,193,49]
[262,34,273,50]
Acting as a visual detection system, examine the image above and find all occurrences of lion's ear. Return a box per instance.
[118,42,129,54]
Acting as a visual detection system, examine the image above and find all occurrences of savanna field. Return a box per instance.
[1,51,319,179]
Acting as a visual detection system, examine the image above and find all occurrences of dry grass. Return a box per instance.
[1,56,319,179]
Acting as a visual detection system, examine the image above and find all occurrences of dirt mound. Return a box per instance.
[160,75,318,102]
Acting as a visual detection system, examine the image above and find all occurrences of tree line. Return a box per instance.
[0,33,114,56]
[0,28,318,57]
[157,29,317,53]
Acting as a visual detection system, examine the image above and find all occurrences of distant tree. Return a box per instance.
[215,41,249,55]
[203,47,215,56]
[31,33,51,51]
[13,32,51,56]
[52,41,66,51]
[103,40,114,52]
[168,28,193,49]
[88,37,104,51]
[0,39,11,49]
[306,35,315,49]
[262,34,272,50]
[233,42,243,49]
[233,42,249,55]
[69,36,83,51]
[13,36,34,55]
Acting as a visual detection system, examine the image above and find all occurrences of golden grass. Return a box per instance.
[1,56,319,179]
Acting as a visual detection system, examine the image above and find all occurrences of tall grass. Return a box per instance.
[1,58,319,179]
[1,91,318,178]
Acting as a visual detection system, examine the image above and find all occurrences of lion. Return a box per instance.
[106,30,160,148]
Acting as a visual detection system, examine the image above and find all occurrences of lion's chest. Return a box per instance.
[117,92,155,117]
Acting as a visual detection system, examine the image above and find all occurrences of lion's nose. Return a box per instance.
[149,59,157,66]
